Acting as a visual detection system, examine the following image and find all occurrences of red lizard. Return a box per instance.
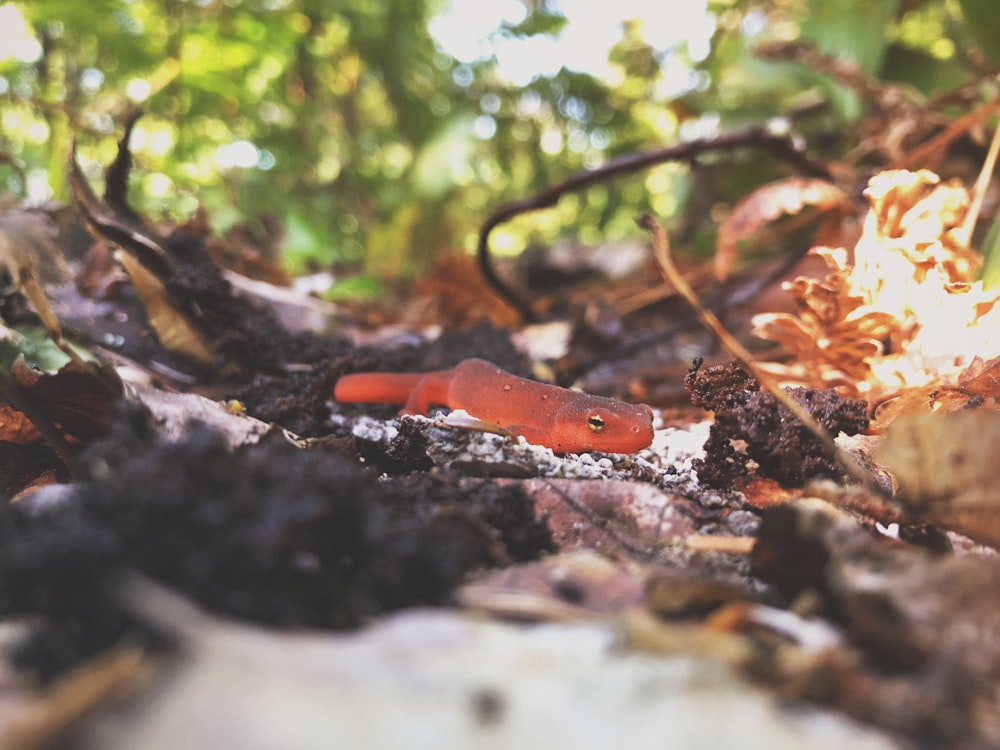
[334,358,655,453]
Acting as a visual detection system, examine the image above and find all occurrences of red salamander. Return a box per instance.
[334,358,654,453]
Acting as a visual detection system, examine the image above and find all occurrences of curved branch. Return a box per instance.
[477,126,833,323]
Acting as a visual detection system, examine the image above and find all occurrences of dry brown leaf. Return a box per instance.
[716,177,849,280]
[10,357,122,442]
[115,250,216,366]
[879,409,1000,546]
[852,171,981,357]
[130,384,274,447]
[956,354,1000,397]
[509,477,698,556]
[0,403,41,443]
[0,443,62,500]
[861,169,968,244]
[871,385,966,430]
[908,354,1000,422]
[406,253,522,328]
[870,372,1000,431]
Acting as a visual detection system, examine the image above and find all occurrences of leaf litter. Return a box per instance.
[1,120,1000,749]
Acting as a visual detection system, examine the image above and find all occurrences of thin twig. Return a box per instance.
[684,535,756,554]
[959,116,1000,247]
[478,127,834,322]
[898,92,1000,171]
[637,214,876,489]
[565,241,813,384]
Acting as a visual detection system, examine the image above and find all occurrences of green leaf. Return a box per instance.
[880,43,967,95]
[282,207,338,276]
[800,0,901,75]
[503,8,568,38]
[0,325,84,371]
[980,207,1000,291]
[322,274,382,302]
[799,0,901,119]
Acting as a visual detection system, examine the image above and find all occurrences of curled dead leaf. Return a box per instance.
[862,170,967,243]
[9,357,122,442]
[716,177,849,280]
[115,250,216,366]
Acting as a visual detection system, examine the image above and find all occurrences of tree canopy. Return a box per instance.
[0,0,993,287]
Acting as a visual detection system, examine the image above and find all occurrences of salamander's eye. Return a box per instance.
[587,414,606,433]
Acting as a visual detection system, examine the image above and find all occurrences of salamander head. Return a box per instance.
[549,399,655,453]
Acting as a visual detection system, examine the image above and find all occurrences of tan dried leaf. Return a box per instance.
[457,549,648,622]
[116,250,216,366]
[853,170,980,330]
[870,384,992,431]
[863,170,969,245]
[879,409,1000,546]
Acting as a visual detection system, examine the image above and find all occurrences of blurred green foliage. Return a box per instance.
[0,0,990,282]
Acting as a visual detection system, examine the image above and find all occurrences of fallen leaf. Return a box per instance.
[956,354,1000,396]
[878,408,1000,546]
[511,477,699,556]
[751,499,1000,745]
[716,177,849,280]
[0,647,153,750]
[752,246,896,388]
[0,403,41,443]
[130,383,277,447]
[457,549,648,621]
[10,357,122,443]
[115,250,216,366]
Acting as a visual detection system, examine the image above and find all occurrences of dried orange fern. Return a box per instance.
[753,169,1000,399]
